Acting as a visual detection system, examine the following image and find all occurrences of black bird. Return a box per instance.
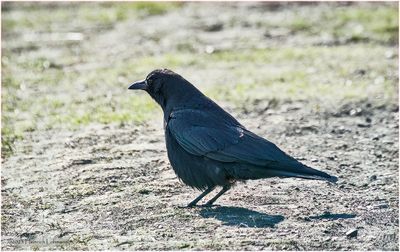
[128,69,337,207]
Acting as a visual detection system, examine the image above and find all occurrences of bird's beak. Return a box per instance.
[128,79,147,90]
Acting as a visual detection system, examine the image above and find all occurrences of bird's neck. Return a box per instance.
[163,91,207,120]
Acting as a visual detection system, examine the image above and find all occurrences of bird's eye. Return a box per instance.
[147,78,153,85]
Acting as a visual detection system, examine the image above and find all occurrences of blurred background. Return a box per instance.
[1,2,398,156]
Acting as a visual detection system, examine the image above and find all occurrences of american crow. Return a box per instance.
[128,69,337,207]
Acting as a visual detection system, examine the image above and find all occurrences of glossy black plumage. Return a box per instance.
[128,69,337,206]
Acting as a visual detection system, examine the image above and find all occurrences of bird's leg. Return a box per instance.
[204,184,231,206]
[186,186,215,207]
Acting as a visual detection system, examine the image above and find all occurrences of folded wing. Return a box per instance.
[167,108,337,182]
[168,109,294,164]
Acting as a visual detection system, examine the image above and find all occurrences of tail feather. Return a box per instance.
[278,170,338,183]
[268,161,338,183]
[229,161,338,183]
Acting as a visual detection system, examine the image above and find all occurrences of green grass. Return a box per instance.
[290,18,313,32]
[204,46,398,105]
[1,2,181,31]
[2,45,396,139]
[277,4,399,44]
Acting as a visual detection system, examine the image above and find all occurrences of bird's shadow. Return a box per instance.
[199,206,284,228]
[307,212,357,220]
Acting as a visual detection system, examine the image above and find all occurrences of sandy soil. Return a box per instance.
[2,100,399,250]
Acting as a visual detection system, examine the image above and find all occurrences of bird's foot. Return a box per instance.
[177,203,219,208]
[199,203,220,208]
[178,202,201,208]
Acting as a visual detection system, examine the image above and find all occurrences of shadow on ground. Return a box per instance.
[308,212,357,220]
[199,206,284,228]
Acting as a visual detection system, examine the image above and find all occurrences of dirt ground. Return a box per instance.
[2,2,399,250]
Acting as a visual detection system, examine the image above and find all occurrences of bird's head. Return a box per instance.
[128,69,200,111]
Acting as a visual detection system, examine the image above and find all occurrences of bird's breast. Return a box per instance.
[164,129,230,190]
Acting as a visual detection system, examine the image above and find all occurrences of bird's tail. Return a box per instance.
[237,162,338,183]
[277,167,338,183]
[267,162,338,183]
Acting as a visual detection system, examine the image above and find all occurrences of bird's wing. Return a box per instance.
[167,109,293,166]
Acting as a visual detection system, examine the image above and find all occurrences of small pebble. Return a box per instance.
[357,123,370,128]
[369,175,377,181]
[355,69,366,75]
[376,203,389,209]
[346,229,358,238]
[349,108,362,116]
[385,50,395,59]
[204,22,223,32]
